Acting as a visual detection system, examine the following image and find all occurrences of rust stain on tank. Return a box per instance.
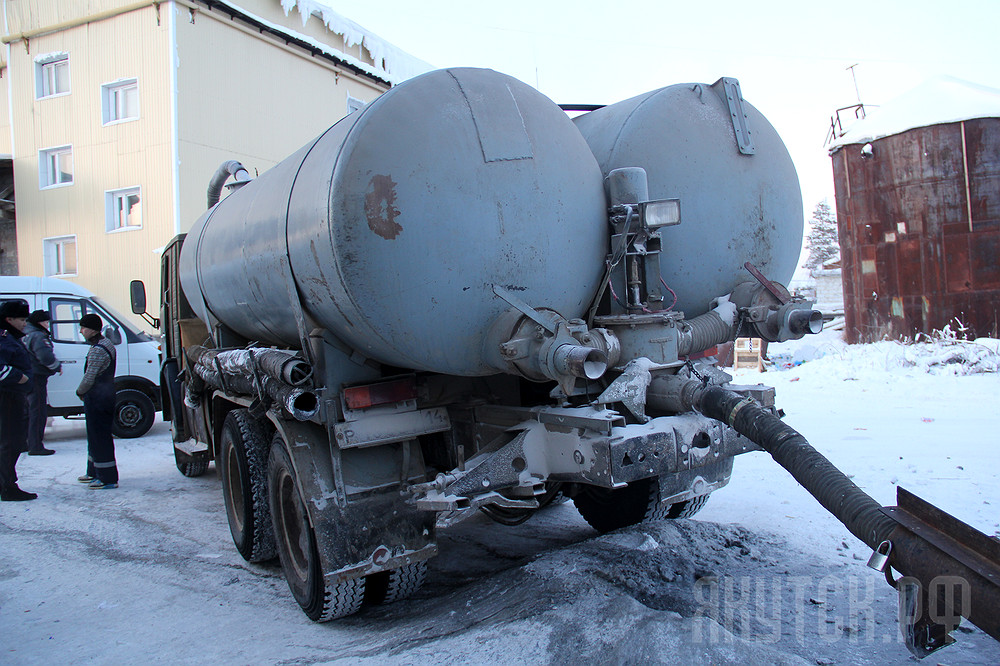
[365,174,403,240]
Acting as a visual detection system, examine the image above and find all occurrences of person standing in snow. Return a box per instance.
[24,310,61,456]
[76,313,118,490]
[0,300,38,501]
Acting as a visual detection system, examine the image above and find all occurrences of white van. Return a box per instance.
[0,276,161,437]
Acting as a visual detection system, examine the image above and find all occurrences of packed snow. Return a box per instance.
[2,327,999,664]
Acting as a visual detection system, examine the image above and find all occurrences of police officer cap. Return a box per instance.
[0,300,30,320]
[79,313,103,330]
[28,309,51,325]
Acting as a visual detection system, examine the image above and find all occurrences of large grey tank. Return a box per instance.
[180,68,608,376]
[573,78,803,318]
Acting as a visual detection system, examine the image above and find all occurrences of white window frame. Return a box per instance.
[101,78,139,125]
[347,95,366,114]
[35,52,70,99]
[105,186,142,232]
[39,145,74,189]
[43,235,78,277]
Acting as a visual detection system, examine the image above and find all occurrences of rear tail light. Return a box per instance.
[343,377,417,410]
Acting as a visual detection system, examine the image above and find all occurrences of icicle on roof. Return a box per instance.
[828,75,1000,151]
[279,0,434,84]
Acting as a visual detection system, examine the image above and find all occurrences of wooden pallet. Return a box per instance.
[733,337,764,370]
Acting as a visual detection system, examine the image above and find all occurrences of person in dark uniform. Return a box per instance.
[76,313,118,490]
[24,310,61,456]
[0,300,38,501]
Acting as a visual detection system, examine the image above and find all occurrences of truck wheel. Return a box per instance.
[364,561,428,605]
[113,388,156,438]
[220,410,276,563]
[174,448,209,477]
[662,493,710,519]
[573,477,711,533]
[268,437,365,621]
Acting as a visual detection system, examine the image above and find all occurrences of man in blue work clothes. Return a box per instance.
[0,300,38,501]
[76,313,118,490]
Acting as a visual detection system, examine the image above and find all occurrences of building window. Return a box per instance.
[347,95,366,114]
[106,187,142,232]
[35,53,70,98]
[39,146,73,188]
[101,79,139,124]
[43,236,78,277]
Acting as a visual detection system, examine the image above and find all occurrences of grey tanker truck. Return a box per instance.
[131,67,998,657]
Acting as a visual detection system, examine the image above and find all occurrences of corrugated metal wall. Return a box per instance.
[5,3,172,324]
[832,118,1000,341]
[173,4,386,232]
[3,0,390,329]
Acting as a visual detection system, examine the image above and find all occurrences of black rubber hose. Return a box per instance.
[694,385,897,549]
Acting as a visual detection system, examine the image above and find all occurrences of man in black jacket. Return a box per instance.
[24,310,61,456]
[0,301,38,501]
[77,313,118,489]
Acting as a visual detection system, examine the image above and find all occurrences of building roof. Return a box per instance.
[275,0,434,84]
[828,76,1000,150]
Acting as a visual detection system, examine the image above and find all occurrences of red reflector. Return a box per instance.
[344,378,417,410]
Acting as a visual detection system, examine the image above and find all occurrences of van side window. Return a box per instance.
[49,297,122,344]
[49,298,89,343]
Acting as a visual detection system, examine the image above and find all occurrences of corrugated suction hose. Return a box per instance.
[648,376,899,549]
[695,385,897,549]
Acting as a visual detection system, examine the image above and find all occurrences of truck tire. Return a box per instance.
[174,448,209,477]
[364,561,428,606]
[573,477,711,533]
[268,437,365,621]
[219,410,276,563]
[112,388,156,438]
[663,492,710,519]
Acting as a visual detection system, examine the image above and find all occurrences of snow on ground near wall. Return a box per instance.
[2,334,999,664]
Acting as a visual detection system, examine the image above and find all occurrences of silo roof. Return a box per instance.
[828,76,1000,151]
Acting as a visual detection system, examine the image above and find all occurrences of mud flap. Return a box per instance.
[274,419,437,584]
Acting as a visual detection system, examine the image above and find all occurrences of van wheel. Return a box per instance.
[220,409,276,562]
[113,388,155,438]
[269,436,365,621]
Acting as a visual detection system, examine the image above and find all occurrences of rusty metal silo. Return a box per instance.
[828,77,1000,342]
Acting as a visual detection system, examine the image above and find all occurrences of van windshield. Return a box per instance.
[92,297,154,342]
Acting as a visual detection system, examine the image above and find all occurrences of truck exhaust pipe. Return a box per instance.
[648,375,1000,658]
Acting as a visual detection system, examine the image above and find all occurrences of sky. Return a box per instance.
[310,0,1000,228]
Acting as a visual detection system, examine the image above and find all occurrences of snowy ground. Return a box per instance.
[2,330,999,665]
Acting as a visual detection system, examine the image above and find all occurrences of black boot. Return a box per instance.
[0,486,38,501]
[28,447,55,456]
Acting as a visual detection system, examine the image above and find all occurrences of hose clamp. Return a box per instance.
[726,397,755,425]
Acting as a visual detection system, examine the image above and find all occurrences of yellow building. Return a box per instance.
[1,0,428,329]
